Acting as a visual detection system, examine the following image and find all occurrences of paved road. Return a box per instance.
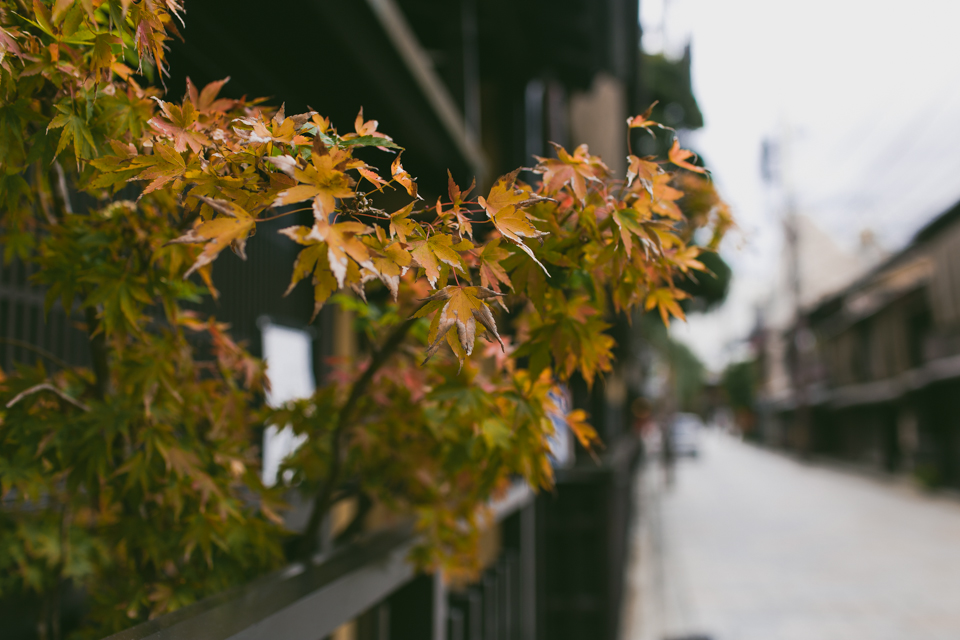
[621,431,960,640]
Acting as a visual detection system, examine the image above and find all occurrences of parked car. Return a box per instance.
[669,413,704,457]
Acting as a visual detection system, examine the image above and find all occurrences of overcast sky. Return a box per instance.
[641,0,960,371]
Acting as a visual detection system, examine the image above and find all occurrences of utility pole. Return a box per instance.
[762,128,812,455]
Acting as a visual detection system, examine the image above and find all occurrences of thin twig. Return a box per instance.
[6,383,90,412]
[0,338,73,371]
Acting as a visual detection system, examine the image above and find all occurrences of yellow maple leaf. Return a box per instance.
[478,170,550,274]
[417,286,504,366]
[168,196,255,278]
[668,138,707,174]
[644,287,688,327]
[273,147,356,218]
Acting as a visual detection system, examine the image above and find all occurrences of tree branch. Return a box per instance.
[297,317,415,559]
[84,307,110,400]
[6,383,90,412]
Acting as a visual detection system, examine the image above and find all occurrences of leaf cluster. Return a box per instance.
[0,1,733,636]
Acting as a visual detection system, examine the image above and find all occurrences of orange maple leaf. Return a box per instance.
[391,156,418,199]
[668,138,707,174]
[185,76,236,114]
[626,102,661,131]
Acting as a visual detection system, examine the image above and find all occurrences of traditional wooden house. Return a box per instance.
[770,201,960,488]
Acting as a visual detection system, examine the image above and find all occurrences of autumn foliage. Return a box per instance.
[0,1,732,637]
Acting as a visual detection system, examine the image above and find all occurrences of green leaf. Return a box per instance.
[47,104,97,162]
[339,135,401,150]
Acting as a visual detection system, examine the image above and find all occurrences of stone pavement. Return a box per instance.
[620,431,960,640]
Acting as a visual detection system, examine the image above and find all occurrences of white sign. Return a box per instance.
[261,323,315,487]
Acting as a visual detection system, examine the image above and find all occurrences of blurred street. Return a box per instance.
[622,432,960,640]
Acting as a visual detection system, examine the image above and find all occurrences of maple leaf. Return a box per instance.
[280,210,375,292]
[391,155,419,199]
[417,286,504,366]
[355,164,388,189]
[611,206,652,256]
[478,170,551,274]
[533,143,608,202]
[446,170,476,239]
[667,138,707,174]
[185,76,235,114]
[131,141,187,194]
[626,102,661,131]
[565,408,600,449]
[168,196,256,278]
[282,241,338,320]
[645,287,687,327]
[273,146,357,218]
[47,102,97,163]
[637,174,685,220]
[669,246,706,273]
[149,97,210,154]
[90,33,121,79]
[478,238,513,307]
[363,228,412,300]
[626,154,660,189]
[409,233,469,288]
[339,107,397,150]
[388,202,418,243]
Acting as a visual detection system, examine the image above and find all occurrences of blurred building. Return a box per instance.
[757,200,960,489]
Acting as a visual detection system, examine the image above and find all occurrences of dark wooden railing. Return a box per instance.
[103,485,537,640]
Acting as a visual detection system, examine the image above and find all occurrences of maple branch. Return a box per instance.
[297,317,416,559]
[6,383,90,412]
[256,206,313,222]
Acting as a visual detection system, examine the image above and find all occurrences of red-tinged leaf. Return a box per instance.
[167,196,256,277]
[185,76,235,114]
[447,170,476,238]
[149,97,209,154]
[533,143,608,202]
[420,286,505,366]
[356,165,388,188]
[478,238,513,295]
[668,138,707,174]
